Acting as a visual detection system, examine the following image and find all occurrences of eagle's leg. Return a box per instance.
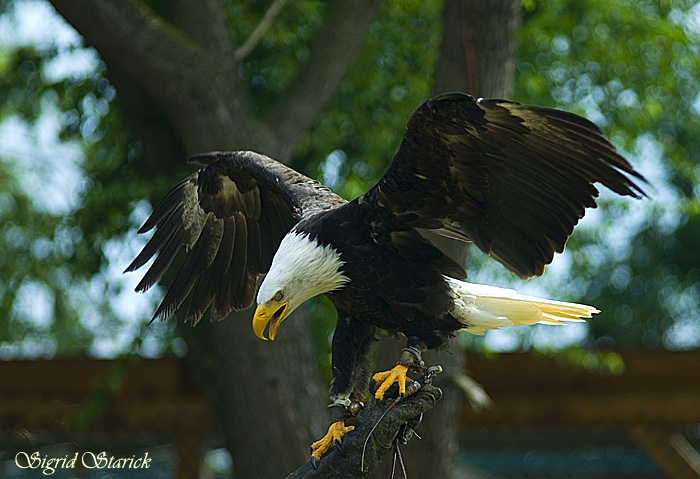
[310,312,374,465]
[372,345,426,400]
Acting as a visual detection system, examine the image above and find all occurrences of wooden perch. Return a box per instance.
[287,384,442,479]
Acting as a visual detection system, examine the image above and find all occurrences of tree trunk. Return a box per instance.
[180,309,329,477]
[433,0,520,99]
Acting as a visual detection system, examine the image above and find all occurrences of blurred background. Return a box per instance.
[0,0,699,477]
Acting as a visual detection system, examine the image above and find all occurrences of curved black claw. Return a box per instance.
[311,455,318,469]
[310,420,355,466]
[369,376,378,396]
[334,439,344,455]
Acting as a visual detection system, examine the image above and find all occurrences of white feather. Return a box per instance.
[447,278,598,335]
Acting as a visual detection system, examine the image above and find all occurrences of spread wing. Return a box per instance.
[362,92,646,279]
[126,150,345,324]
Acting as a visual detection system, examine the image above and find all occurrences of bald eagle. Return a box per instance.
[126,92,645,463]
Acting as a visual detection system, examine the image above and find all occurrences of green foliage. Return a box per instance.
[230,0,328,108]
[0,4,177,358]
[295,0,442,198]
[517,0,700,169]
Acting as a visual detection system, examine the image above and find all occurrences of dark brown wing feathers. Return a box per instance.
[368,92,645,279]
[153,214,222,320]
[184,216,236,324]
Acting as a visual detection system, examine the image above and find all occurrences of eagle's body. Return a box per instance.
[259,190,598,405]
[127,92,645,462]
[294,202,464,347]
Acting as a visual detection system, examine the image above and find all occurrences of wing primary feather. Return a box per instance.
[152,215,223,320]
[137,177,194,234]
[184,216,236,325]
[135,227,185,292]
[211,212,247,321]
[126,207,186,274]
[505,104,647,197]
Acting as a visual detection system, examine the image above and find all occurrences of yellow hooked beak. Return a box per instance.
[252,302,288,341]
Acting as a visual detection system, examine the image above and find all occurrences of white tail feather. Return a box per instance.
[447,278,598,335]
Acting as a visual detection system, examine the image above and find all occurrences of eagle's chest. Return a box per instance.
[326,285,460,350]
[325,286,398,328]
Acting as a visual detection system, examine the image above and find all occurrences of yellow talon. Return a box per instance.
[311,420,355,461]
[372,364,410,400]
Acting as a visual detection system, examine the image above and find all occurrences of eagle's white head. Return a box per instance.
[253,230,350,340]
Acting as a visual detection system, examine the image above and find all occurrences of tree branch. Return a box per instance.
[287,385,442,479]
[235,0,290,62]
[264,0,385,161]
[170,0,239,79]
[48,0,264,153]
[49,0,205,104]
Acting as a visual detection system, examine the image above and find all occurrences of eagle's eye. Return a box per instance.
[273,291,284,302]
